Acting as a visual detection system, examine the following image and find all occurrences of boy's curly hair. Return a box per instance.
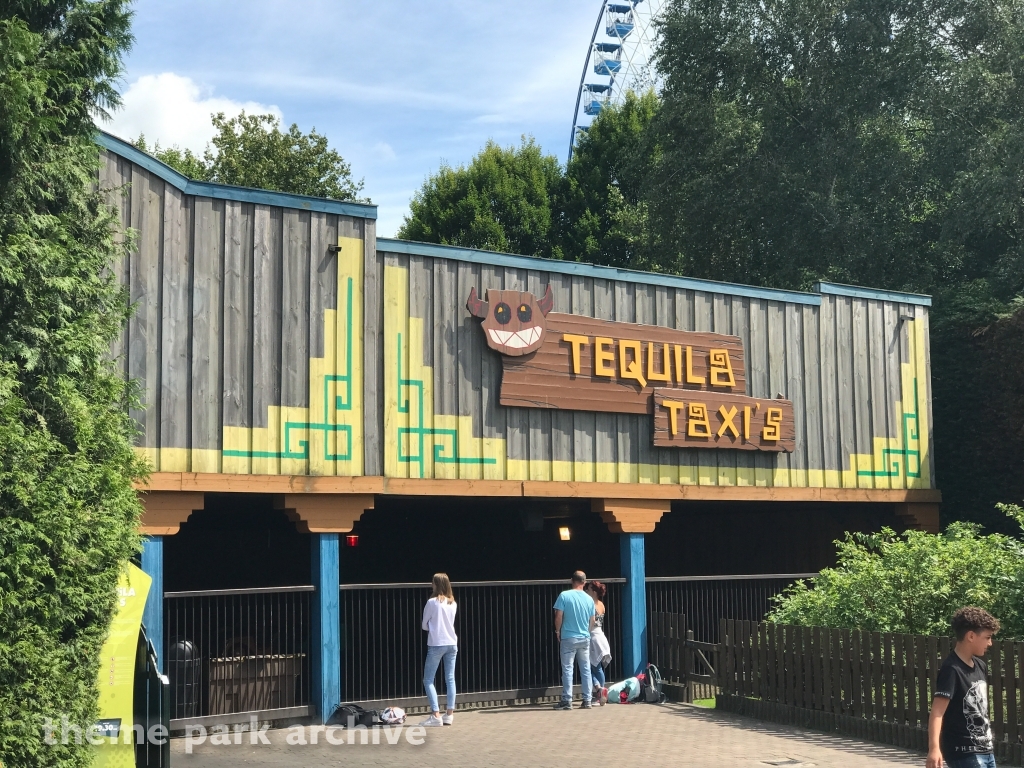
[951,607,1000,640]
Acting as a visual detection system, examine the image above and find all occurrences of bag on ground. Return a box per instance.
[327,703,378,727]
[606,676,641,703]
[641,663,665,703]
[379,706,406,724]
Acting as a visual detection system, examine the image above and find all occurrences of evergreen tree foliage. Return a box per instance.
[0,2,144,766]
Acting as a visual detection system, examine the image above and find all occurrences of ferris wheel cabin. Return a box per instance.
[593,42,622,75]
[583,83,612,116]
[606,4,636,38]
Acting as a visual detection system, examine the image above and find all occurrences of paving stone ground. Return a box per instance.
[171,702,925,768]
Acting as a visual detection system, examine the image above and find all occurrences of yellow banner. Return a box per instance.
[92,563,151,768]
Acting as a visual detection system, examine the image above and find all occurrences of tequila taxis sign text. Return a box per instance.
[467,287,794,452]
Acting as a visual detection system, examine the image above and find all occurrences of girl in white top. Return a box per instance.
[421,573,458,726]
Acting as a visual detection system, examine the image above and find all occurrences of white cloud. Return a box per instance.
[102,72,282,153]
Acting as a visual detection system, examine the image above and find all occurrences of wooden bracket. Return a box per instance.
[592,498,670,534]
[895,502,940,533]
[140,492,205,535]
[274,494,375,533]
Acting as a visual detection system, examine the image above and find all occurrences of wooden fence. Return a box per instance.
[649,613,719,703]
[717,619,1024,764]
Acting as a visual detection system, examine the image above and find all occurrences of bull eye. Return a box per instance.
[517,303,532,323]
[494,302,511,325]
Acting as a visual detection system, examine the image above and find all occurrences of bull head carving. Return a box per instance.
[467,286,553,356]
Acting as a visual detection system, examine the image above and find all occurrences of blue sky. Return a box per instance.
[104,1,602,235]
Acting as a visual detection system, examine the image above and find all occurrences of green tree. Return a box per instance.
[769,505,1024,636]
[558,90,660,268]
[134,134,209,180]
[398,137,563,258]
[134,111,366,200]
[0,2,145,767]
[644,0,1024,295]
[642,0,1024,529]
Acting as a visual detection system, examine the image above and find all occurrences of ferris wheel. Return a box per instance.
[568,0,666,160]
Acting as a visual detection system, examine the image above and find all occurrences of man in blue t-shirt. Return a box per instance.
[552,570,596,710]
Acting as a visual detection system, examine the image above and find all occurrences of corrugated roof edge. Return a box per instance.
[378,238,822,305]
[814,282,932,306]
[95,130,377,219]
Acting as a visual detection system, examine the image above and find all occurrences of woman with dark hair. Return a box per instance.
[421,573,458,726]
[585,580,611,705]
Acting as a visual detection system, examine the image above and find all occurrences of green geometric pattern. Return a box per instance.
[396,331,496,478]
[856,378,921,479]
[223,277,356,462]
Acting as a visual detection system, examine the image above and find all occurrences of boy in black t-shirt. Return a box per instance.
[927,607,1001,768]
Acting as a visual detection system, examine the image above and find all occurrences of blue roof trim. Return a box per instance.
[96,130,191,190]
[814,282,931,306]
[95,131,377,219]
[378,238,822,305]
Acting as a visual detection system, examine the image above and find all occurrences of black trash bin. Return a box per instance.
[168,639,199,719]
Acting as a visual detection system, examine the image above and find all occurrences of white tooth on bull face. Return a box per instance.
[489,325,541,350]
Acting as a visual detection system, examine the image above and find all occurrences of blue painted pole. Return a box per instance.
[311,534,341,723]
[620,532,647,676]
[140,536,164,671]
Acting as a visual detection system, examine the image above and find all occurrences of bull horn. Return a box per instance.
[467,287,489,318]
[537,285,554,316]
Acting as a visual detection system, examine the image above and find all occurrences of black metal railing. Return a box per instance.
[340,579,625,705]
[163,586,313,721]
[645,574,816,644]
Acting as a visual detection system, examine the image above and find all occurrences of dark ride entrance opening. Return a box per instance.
[342,496,619,584]
[646,501,906,576]
[164,494,310,591]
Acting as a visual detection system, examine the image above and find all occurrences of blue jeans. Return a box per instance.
[591,663,605,688]
[559,636,592,703]
[946,755,996,768]
[423,644,457,713]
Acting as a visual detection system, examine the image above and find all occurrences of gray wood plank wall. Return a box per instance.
[98,148,934,489]
[99,150,373,476]
[375,249,935,489]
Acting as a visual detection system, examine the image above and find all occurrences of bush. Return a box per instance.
[768,504,1024,637]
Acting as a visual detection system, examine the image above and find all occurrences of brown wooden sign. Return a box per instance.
[652,390,795,452]
[467,287,794,453]
[498,313,747,414]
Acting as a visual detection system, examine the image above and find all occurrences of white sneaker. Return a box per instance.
[441,713,454,726]
[420,715,444,727]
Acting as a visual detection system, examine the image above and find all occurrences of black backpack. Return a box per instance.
[327,703,378,727]
[641,663,665,703]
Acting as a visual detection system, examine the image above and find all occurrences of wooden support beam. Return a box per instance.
[139,472,384,495]
[592,498,671,534]
[140,491,205,535]
[274,494,375,533]
[139,472,942,505]
[895,502,940,533]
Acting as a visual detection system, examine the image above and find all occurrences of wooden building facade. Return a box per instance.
[96,132,940,722]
